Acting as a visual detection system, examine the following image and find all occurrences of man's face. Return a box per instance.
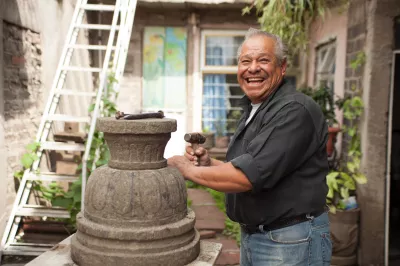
[237,36,287,103]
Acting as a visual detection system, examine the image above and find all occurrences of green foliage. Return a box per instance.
[243,0,328,54]
[350,51,366,70]
[14,142,41,179]
[326,54,367,213]
[298,86,338,125]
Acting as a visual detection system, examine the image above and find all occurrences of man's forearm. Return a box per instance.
[186,162,252,193]
[210,158,224,167]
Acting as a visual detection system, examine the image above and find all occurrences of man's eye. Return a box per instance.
[241,60,250,63]
[260,58,270,63]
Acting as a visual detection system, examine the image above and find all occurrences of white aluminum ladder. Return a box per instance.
[1,0,137,258]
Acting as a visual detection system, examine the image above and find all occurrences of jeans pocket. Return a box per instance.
[321,232,332,264]
[268,221,312,244]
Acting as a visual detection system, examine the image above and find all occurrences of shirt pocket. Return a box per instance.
[267,220,312,244]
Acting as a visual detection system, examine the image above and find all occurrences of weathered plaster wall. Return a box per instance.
[0,0,92,239]
[350,0,400,264]
[307,6,348,155]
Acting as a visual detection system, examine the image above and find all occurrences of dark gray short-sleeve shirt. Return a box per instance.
[226,79,329,226]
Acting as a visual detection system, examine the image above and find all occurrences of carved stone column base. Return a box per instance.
[71,228,200,266]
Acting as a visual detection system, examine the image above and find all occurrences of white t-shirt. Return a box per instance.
[245,102,262,126]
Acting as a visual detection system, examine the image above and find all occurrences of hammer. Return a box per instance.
[184,133,206,164]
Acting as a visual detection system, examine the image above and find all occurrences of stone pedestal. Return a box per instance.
[71,117,201,266]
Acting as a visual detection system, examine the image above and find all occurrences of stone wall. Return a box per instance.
[2,21,43,219]
[347,0,400,264]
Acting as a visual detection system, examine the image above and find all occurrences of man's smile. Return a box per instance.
[244,77,267,86]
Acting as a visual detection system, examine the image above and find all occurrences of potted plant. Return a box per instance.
[326,96,367,266]
[298,86,341,157]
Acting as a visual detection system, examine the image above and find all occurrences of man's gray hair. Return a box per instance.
[237,28,288,65]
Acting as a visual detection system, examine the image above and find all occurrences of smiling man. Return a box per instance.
[168,28,332,266]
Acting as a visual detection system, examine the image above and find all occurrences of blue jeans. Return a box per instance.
[240,212,332,266]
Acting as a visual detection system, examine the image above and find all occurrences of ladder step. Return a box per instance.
[46,114,91,123]
[61,66,102,72]
[41,141,85,152]
[80,4,115,11]
[16,206,70,218]
[68,44,116,50]
[55,89,96,97]
[27,172,79,182]
[75,24,120,30]
[2,243,52,256]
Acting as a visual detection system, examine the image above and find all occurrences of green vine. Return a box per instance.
[243,0,328,54]
[326,51,367,213]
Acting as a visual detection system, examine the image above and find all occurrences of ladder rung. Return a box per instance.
[46,114,91,123]
[75,24,120,30]
[68,44,116,50]
[80,4,115,11]
[3,244,51,256]
[41,141,85,152]
[16,206,70,218]
[27,172,79,182]
[55,89,96,97]
[61,66,102,72]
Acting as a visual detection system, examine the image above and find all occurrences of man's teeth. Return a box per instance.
[247,78,264,82]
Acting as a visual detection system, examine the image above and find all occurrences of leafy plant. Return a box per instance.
[298,86,338,126]
[326,96,366,213]
[14,142,41,180]
[243,0,328,54]
[326,52,367,213]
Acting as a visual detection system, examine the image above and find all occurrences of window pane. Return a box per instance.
[202,74,244,136]
[205,36,244,66]
[315,41,336,92]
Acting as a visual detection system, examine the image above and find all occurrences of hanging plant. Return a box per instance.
[243,0,329,54]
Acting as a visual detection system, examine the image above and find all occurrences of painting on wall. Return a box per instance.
[143,27,187,110]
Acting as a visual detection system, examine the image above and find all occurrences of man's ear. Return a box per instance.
[281,58,287,75]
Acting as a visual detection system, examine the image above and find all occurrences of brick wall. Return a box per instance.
[3,21,42,212]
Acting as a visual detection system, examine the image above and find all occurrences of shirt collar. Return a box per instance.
[239,78,293,113]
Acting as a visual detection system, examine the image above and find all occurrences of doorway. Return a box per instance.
[389,51,400,265]
[388,17,400,265]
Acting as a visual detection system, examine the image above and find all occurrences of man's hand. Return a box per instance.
[167,155,193,178]
[184,145,211,167]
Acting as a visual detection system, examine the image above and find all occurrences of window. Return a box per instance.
[315,40,336,94]
[201,31,246,136]
[142,27,187,110]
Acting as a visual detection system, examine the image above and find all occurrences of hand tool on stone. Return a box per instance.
[184,133,206,165]
[115,110,164,120]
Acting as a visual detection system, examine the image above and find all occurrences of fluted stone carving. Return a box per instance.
[71,118,200,266]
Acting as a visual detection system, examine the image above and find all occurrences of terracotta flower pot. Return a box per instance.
[327,127,341,157]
